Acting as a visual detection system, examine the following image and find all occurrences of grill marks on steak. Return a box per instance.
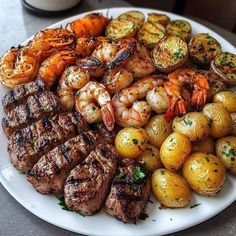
[27,131,100,194]
[105,159,150,223]
[64,144,119,215]
[2,91,62,137]
[1,78,48,113]
[8,112,79,172]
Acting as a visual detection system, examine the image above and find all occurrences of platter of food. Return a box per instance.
[0,7,235,236]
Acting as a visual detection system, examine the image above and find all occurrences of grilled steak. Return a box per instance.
[27,131,100,194]
[105,159,150,223]
[2,91,62,137]
[64,144,119,215]
[1,78,48,113]
[8,112,80,172]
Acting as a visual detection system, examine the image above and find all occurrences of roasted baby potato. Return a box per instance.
[216,136,236,175]
[203,103,233,138]
[183,152,226,196]
[152,168,191,208]
[213,91,236,113]
[105,19,137,41]
[172,112,210,141]
[192,136,215,155]
[151,35,188,73]
[231,113,236,135]
[189,33,221,65]
[147,12,170,27]
[137,22,166,48]
[145,114,173,148]
[166,20,191,42]
[160,132,191,171]
[211,52,236,86]
[115,127,148,159]
[118,10,145,29]
[138,144,163,172]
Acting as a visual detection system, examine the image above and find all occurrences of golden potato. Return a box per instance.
[118,10,145,29]
[160,132,191,171]
[152,168,191,208]
[138,144,163,172]
[203,103,233,138]
[213,91,236,113]
[231,113,236,135]
[147,12,170,27]
[145,114,172,148]
[115,127,148,159]
[172,112,210,141]
[192,136,215,155]
[183,152,226,196]
[216,136,236,175]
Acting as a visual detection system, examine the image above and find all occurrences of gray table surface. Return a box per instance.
[0,0,236,236]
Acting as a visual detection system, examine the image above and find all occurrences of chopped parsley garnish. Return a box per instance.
[169,137,174,142]
[222,149,236,158]
[91,106,96,111]
[160,170,165,175]
[134,166,145,180]
[205,156,210,162]
[190,203,201,209]
[132,139,138,145]
[18,170,25,174]
[29,142,35,150]
[139,212,149,220]
[212,82,219,89]
[181,117,193,126]
[172,48,184,61]
[118,172,129,183]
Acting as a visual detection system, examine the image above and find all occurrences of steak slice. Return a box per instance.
[64,144,119,215]
[2,91,62,137]
[105,159,150,223]
[27,131,100,194]
[8,112,79,172]
[1,78,48,113]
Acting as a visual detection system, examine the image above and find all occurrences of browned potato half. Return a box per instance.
[145,114,172,148]
[138,144,163,172]
[118,10,145,29]
[137,22,166,48]
[192,136,215,155]
[151,35,188,73]
[105,19,137,41]
[216,136,236,175]
[189,33,221,65]
[211,52,236,86]
[160,132,191,171]
[147,12,170,27]
[166,20,192,42]
[203,103,233,138]
[213,91,236,113]
[231,113,236,135]
[172,112,210,141]
[152,168,191,208]
[183,152,226,196]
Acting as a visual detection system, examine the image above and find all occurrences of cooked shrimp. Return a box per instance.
[164,67,209,122]
[57,66,90,110]
[124,43,156,79]
[75,81,115,131]
[38,50,80,87]
[75,36,110,57]
[0,46,39,88]
[28,28,75,60]
[102,67,134,94]
[66,13,109,38]
[112,76,164,127]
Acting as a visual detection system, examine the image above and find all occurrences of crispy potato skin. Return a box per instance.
[183,152,226,196]
[160,132,191,171]
[213,91,236,113]
[66,13,109,38]
[203,103,233,138]
[147,13,170,27]
[145,114,172,148]
[192,137,215,155]
[152,168,191,208]
[216,136,236,175]
[172,112,210,141]
[118,10,145,29]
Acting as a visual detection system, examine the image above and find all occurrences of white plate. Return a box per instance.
[0,7,235,236]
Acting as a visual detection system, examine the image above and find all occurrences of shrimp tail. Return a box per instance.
[164,98,177,122]
[191,90,207,111]
[101,101,115,131]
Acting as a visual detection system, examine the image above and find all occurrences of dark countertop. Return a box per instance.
[0,0,235,236]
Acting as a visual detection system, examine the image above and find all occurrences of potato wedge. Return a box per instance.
[105,19,137,41]
[211,52,236,86]
[147,12,170,27]
[151,35,188,73]
[137,22,166,48]
[166,20,191,42]
[189,33,221,65]
[118,10,145,29]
